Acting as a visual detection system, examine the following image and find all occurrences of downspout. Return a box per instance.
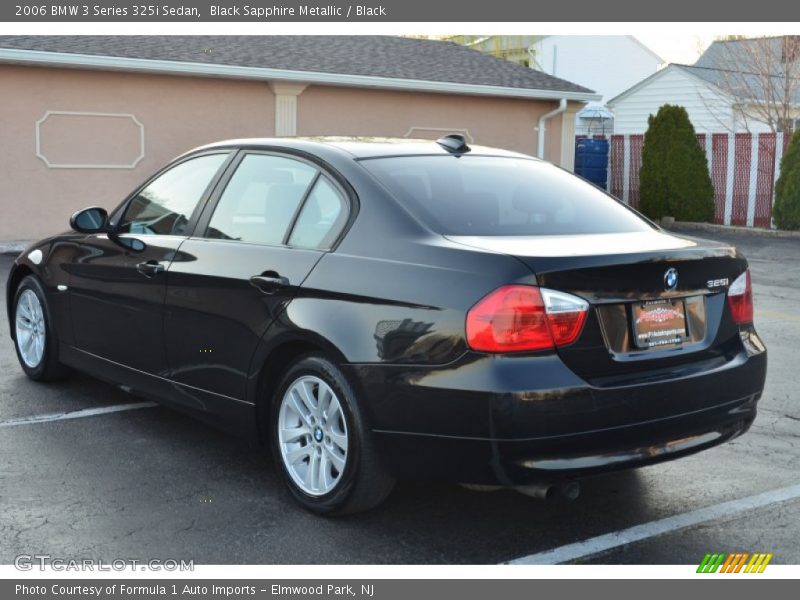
[537,98,568,160]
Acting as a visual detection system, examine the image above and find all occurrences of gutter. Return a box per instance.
[537,98,568,159]
[0,48,601,103]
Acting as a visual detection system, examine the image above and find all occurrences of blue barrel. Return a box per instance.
[574,137,609,189]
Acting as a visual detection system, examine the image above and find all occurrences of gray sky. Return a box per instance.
[635,34,715,65]
[635,26,797,65]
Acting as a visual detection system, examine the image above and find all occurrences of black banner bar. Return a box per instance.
[4,579,798,600]
[2,0,799,22]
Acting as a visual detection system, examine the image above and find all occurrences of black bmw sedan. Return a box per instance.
[6,135,766,514]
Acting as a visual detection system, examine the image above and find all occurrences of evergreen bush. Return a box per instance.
[638,105,715,222]
[773,129,800,230]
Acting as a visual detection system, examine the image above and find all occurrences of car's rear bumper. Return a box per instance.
[350,335,767,485]
[370,393,757,485]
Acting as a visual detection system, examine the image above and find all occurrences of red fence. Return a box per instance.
[608,132,791,227]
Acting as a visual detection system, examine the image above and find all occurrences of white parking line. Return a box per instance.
[507,482,800,565]
[0,402,157,428]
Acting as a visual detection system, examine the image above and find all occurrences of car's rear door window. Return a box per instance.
[361,155,653,236]
[205,154,317,245]
[287,176,348,250]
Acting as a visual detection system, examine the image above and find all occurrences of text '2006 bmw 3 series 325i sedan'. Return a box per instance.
[7,135,767,514]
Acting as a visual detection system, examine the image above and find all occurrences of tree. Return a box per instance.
[708,36,800,133]
[639,105,715,222]
[441,35,538,67]
[773,129,800,230]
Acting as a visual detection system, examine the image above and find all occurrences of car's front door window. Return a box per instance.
[117,153,228,236]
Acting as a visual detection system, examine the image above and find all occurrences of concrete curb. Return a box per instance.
[667,222,800,239]
[0,241,32,255]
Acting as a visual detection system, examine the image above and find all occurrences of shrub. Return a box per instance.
[638,105,715,222]
[773,129,800,230]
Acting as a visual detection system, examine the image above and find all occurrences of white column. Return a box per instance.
[269,82,309,137]
[772,132,785,229]
[724,133,736,225]
[746,134,760,227]
[622,135,631,205]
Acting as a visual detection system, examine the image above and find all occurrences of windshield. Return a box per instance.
[361,155,653,236]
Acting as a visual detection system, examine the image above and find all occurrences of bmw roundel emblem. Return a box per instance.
[664,268,679,291]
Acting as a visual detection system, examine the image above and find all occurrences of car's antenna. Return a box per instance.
[436,134,471,154]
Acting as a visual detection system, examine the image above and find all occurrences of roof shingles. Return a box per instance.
[0,35,594,94]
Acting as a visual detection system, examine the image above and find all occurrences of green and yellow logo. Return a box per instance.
[697,552,773,573]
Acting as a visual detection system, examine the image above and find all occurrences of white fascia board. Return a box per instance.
[0,48,601,102]
[606,65,676,107]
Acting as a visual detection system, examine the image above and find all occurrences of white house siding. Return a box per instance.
[733,107,778,134]
[534,36,663,109]
[611,67,737,134]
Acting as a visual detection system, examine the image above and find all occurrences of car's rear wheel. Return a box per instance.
[13,275,70,382]
[271,354,395,515]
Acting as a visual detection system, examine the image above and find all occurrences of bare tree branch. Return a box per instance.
[709,36,800,133]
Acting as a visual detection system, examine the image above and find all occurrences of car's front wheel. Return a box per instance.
[13,275,70,381]
[271,354,395,515]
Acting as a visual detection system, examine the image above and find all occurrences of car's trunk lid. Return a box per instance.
[447,229,748,383]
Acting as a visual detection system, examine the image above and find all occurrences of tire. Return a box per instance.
[12,275,70,382]
[270,354,395,515]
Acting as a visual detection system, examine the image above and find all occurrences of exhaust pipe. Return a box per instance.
[515,482,558,500]
[515,480,580,501]
[557,480,581,501]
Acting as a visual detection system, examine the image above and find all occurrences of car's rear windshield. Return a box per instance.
[361,155,653,236]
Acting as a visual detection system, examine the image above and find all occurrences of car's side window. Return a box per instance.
[288,177,348,250]
[205,154,317,246]
[117,153,228,236]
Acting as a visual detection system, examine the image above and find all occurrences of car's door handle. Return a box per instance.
[250,275,290,294]
[136,260,166,277]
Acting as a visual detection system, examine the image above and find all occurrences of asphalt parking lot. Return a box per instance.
[1,227,799,565]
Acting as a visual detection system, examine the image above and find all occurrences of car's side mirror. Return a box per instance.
[70,206,109,234]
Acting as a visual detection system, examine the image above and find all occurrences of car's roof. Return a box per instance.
[188,136,534,160]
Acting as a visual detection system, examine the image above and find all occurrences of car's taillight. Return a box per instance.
[539,288,590,346]
[727,269,753,324]
[466,285,589,353]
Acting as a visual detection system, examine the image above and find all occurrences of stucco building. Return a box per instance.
[0,35,597,243]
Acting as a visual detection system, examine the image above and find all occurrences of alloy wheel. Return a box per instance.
[15,289,46,368]
[278,375,349,496]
